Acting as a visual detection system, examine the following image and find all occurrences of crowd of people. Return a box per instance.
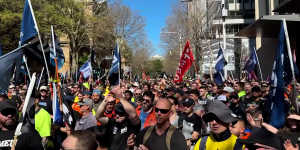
[0,77,300,150]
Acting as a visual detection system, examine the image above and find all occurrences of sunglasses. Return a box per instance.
[155,107,170,114]
[182,103,193,108]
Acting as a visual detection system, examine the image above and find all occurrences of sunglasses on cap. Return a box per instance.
[155,107,170,114]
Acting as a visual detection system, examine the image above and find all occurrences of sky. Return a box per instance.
[122,0,174,57]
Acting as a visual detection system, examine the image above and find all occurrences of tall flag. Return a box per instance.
[20,0,38,45]
[0,49,23,90]
[52,83,62,124]
[79,60,92,79]
[50,29,65,70]
[269,22,289,128]
[108,43,121,86]
[174,41,194,83]
[244,47,258,80]
[214,48,227,85]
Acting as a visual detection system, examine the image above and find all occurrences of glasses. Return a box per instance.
[155,107,170,114]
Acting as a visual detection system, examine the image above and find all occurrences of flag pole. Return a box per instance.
[253,47,263,81]
[36,67,44,89]
[23,55,31,81]
[283,19,298,112]
[28,0,50,81]
[12,73,36,149]
[282,19,296,82]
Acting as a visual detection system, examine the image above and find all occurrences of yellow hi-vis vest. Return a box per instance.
[194,134,243,150]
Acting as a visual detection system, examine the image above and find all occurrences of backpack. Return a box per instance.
[143,125,176,150]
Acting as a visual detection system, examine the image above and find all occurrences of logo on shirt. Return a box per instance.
[0,140,13,147]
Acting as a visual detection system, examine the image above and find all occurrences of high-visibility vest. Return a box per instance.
[136,106,156,129]
[194,134,243,150]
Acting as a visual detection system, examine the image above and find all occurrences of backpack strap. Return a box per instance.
[166,125,176,150]
[143,126,154,145]
[233,140,243,150]
[199,136,208,150]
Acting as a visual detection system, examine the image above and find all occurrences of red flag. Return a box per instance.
[174,41,194,83]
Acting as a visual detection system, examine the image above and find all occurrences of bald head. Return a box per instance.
[156,97,172,110]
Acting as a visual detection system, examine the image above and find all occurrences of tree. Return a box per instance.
[160,2,189,75]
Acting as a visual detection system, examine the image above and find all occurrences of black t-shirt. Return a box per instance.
[0,130,43,150]
[182,113,202,139]
[135,126,187,150]
[107,119,140,150]
[0,130,14,150]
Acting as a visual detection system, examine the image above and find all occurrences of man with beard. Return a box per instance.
[96,87,140,150]
[0,101,43,150]
[127,97,187,150]
[136,91,156,129]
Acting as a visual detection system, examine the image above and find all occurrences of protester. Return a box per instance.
[0,100,44,150]
[194,100,242,150]
[136,91,156,129]
[96,87,140,150]
[74,98,97,131]
[128,97,187,150]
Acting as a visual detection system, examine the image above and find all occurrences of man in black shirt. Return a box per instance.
[96,87,140,150]
[0,101,43,150]
[180,98,203,149]
[128,97,187,150]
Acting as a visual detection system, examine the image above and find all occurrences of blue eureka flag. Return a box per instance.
[50,33,65,70]
[244,47,258,73]
[79,60,92,79]
[108,43,121,86]
[269,22,289,128]
[52,83,62,124]
[20,0,38,45]
[214,48,226,85]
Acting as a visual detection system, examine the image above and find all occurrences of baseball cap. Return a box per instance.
[182,98,195,107]
[8,85,15,89]
[78,98,93,108]
[0,101,17,113]
[203,100,238,124]
[39,86,48,91]
[114,103,127,116]
[223,87,234,93]
[93,89,102,95]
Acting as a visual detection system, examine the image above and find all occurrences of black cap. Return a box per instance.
[251,86,261,93]
[0,100,17,112]
[114,103,127,116]
[182,98,195,107]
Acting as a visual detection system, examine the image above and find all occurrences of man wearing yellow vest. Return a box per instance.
[194,100,243,150]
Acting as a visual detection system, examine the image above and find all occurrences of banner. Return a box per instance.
[174,41,194,83]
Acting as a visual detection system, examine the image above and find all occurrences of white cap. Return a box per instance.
[223,87,234,93]
[39,86,48,91]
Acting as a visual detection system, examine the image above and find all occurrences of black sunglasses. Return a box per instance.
[155,107,170,114]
